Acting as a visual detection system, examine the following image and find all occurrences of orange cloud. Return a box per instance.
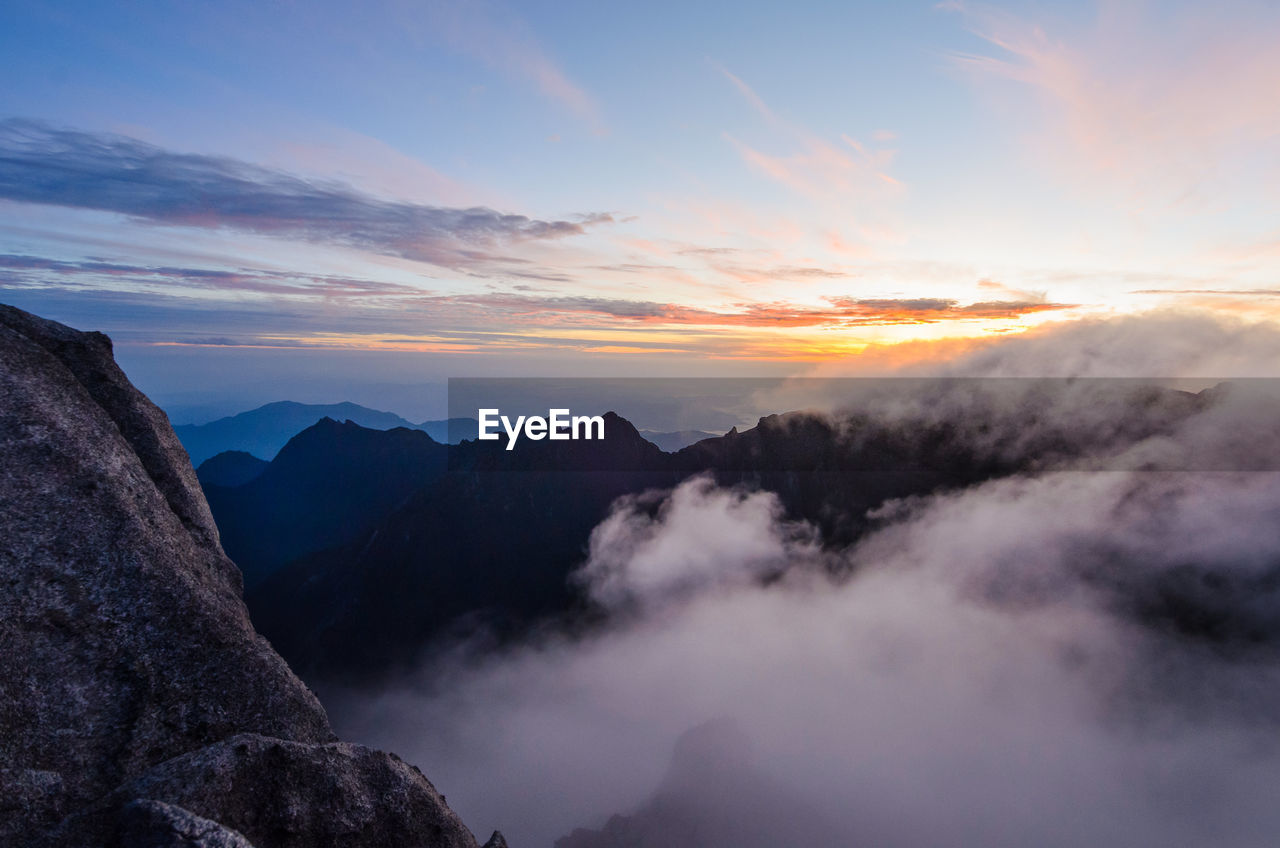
[435,292,1076,329]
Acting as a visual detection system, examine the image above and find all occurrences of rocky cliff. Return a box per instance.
[0,304,503,847]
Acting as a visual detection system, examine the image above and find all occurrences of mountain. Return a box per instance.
[197,449,269,487]
[204,418,448,586]
[0,304,505,847]
[556,719,843,848]
[420,416,480,444]
[175,401,430,466]
[638,429,719,452]
[248,413,677,681]
[234,386,1225,685]
[242,400,1111,683]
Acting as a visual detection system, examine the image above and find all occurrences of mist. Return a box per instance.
[324,313,1280,847]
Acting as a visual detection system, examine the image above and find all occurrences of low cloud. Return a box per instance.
[786,310,1280,380]
[328,379,1280,846]
[575,475,823,611]
[940,311,1280,378]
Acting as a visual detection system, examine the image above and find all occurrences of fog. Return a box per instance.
[326,313,1280,847]
[807,310,1280,380]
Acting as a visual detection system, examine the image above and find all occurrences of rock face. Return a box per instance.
[50,735,481,848]
[0,304,497,847]
[116,799,256,848]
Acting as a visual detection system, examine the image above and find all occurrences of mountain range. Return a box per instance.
[7,302,1275,847]
[204,419,448,587]
[636,428,720,452]
[195,381,1226,685]
[177,401,726,470]
[174,401,477,465]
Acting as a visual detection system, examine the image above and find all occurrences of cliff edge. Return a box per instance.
[0,304,501,847]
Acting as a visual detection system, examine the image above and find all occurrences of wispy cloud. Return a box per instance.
[710,62,777,124]
[714,64,902,211]
[0,253,427,298]
[404,0,603,132]
[0,120,612,270]
[947,1,1280,209]
[1133,289,1280,298]
[434,292,1075,328]
[1,244,1074,357]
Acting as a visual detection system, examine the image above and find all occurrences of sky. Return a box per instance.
[2,0,1280,414]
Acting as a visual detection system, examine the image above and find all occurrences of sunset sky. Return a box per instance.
[3,0,1280,411]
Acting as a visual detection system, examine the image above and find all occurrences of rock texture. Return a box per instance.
[0,304,498,847]
[117,799,256,848]
[50,735,480,848]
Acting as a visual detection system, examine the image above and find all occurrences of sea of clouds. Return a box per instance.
[329,311,1280,847]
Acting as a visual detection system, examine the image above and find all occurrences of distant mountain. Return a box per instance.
[196,449,268,487]
[420,416,480,444]
[556,719,843,848]
[204,418,447,586]
[639,429,719,452]
[241,408,1029,683]
[248,413,677,681]
[220,385,1226,685]
[174,401,421,465]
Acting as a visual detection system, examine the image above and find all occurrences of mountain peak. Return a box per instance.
[196,449,268,488]
[173,401,422,465]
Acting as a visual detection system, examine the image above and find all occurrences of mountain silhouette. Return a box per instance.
[196,449,269,487]
[421,416,481,444]
[247,413,677,681]
[638,429,720,452]
[235,409,1026,683]
[556,719,845,848]
[173,400,478,466]
[204,418,447,586]
[208,383,1230,684]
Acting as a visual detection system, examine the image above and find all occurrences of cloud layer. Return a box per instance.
[325,347,1280,846]
[0,120,610,269]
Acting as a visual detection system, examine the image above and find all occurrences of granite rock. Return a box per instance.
[0,304,500,847]
[117,799,256,848]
